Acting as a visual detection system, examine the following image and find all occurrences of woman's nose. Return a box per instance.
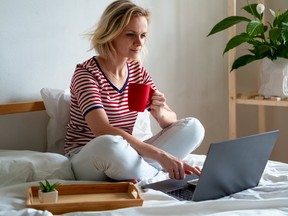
[134,36,143,46]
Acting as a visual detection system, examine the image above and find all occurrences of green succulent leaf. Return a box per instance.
[50,182,61,191]
[207,16,250,36]
[39,179,61,192]
[39,181,47,192]
[224,33,250,54]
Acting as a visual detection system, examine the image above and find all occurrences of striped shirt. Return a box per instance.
[64,56,156,153]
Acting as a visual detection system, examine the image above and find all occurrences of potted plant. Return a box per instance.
[208,2,288,70]
[208,2,288,97]
[38,179,61,203]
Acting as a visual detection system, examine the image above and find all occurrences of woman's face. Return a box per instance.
[112,16,148,60]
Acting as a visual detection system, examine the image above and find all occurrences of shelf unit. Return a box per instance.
[228,0,288,139]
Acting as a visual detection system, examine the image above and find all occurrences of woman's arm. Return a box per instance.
[85,108,200,179]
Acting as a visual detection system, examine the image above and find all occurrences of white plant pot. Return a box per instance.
[38,190,58,203]
[259,58,288,98]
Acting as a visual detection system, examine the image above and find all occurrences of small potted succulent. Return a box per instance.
[38,179,61,203]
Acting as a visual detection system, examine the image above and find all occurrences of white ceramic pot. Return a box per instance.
[38,190,58,203]
[259,58,288,98]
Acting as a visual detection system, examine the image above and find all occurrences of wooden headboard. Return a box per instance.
[0,101,48,152]
[0,101,45,115]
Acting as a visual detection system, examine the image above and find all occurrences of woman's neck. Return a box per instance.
[99,57,127,76]
[97,56,128,89]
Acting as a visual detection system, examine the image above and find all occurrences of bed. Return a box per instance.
[0,88,288,216]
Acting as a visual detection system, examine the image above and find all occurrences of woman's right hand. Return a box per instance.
[157,151,201,180]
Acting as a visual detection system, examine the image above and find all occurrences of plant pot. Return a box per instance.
[38,190,58,203]
[259,58,288,98]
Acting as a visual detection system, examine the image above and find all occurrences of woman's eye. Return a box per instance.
[126,33,134,37]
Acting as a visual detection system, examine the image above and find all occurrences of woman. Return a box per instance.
[65,0,205,182]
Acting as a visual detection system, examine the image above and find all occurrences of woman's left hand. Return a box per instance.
[149,90,177,128]
[149,90,166,111]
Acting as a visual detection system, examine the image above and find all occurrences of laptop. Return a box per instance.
[142,130,279,202]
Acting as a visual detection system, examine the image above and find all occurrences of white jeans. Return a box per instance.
[70,117,205,181]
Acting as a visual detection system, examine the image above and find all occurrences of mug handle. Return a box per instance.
[147,87,155,108]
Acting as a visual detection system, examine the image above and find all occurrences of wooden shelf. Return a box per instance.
[227,0,287,138]
[236,93,288,107]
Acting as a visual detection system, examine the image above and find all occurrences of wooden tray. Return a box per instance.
[27,182,143,214]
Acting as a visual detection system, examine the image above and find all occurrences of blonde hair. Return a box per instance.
[89,0,150,60]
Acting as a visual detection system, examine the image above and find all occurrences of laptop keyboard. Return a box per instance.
[167,188,194,200]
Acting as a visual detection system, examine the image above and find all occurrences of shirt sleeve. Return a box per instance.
[140,65,157,91]
[71,64,103,117]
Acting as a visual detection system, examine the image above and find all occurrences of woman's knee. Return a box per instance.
[185,117,205,138]
[170,117,205,138]
[70,135,128,180]
[82,135,125,156]
[147,117,205,156]
[182,117,205,147]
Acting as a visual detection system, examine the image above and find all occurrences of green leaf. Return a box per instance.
[273,10,285,27]
[231,55,258,71]
[269,28,282,44]
[223,33,250,54]
[207,16,250,36]
[247,20,264,37]
[281,23,288,44]
[273,15,279,28]
[282,30,288,44]
[243,3,262,20]
[282,10,288,23]
[255,45,272,58]
[279,44,288,58]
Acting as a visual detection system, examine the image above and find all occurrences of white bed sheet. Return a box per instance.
[0,154,288,216]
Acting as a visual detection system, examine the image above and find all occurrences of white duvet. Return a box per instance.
[0,152,288,216]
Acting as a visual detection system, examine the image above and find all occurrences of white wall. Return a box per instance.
[0,0,111,102]
[0,1,228,155]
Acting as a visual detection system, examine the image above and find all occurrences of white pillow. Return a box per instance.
[40,88,70,154]
[40,88,152,154]
[0,150,75,187]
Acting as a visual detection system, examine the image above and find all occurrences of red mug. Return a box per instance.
[128,83,154,112]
